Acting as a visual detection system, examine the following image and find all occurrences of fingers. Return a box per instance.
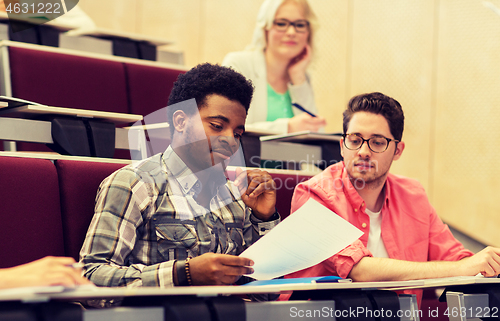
[41,257,91,286]
[244,170,276,198]
[45,270,90,287]
[470,247,500,277]
[233,168,249,195]
[233,169,276,198]
[219,254,254,268]
[190,253,254,285]
[9,256,91,288]
[303,115,327,126]
[482,247,500,276]
[289,113,326,132]
[219,256,254,281]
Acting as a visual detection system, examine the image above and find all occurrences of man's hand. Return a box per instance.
[233,168,276,220]
[457,246,500,277]
[189,253,254,285]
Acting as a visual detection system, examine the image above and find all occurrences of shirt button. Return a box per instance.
[362,223,367,228]
[354,208,358,212]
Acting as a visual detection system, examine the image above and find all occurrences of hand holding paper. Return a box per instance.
[240,198,363,280]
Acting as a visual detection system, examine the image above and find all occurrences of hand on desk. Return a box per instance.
[349,246,500,282]
[457,246,500,277]
[0,256,91,289]
[288,113,326,133]
[189,253,254,285]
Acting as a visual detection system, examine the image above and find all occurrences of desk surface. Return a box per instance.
[260,131,342,143]
[4,276,499,302]
[0,104,143,125]
[0,280,424,302]
[66,27,173,47]
[1,276,498,303]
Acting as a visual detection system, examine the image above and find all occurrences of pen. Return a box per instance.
[292,103,317,117]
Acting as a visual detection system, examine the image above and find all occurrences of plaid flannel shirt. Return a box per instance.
[80,146,279,287]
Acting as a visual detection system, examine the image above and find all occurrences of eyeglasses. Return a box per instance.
[343,134,399,153]
[272,19,310,33]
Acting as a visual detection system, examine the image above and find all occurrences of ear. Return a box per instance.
[172,110,188,133]
[393,141,405,161]
[339,138,344,158]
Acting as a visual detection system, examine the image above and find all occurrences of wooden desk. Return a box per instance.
[0,281,420,321]
[0,104,143,156]
[259,131,342,169]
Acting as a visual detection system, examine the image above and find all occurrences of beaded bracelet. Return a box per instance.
[185,257,193,285]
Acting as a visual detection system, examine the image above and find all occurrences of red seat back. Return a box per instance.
[0,156,65,268]
[125,62,185,117]
[56,159,127,261]
[225,169,313,219]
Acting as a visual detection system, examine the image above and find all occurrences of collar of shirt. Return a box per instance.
[163,146,202,197]
[162,146,234,206]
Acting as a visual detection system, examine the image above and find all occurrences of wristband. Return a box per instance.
[185,257,193,286]
[175,259,189,286]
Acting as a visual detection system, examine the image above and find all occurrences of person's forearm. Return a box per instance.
[83,260,173,287]
[348,257,466,282]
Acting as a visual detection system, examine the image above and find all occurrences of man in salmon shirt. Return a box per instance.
[285,92,500,303]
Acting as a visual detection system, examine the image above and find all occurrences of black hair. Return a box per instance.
[167,63,254,134]
[343,92,405,141]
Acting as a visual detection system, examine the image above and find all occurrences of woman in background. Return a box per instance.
[223,0,326,134]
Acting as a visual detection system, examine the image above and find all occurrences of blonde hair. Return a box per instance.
[247,0,318,52]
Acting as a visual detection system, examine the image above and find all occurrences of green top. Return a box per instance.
[266,84,294,121]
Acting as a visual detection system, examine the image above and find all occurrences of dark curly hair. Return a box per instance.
[167,63,254,135]
[343,92,405,141]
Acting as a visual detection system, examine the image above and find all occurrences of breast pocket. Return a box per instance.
[224,221,245,255]
[155,219,197,260]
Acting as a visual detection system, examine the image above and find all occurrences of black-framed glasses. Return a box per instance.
[273,19,310,33]
[343,134,399,153]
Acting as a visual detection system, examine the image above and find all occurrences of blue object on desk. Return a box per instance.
[292,103,317,117]
[243,276,350,286]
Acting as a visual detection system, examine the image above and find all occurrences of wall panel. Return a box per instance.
[138,0,202,68]
[203,0,261,64]
[78,0,138,33]
[434,0,500,246]
[307,0,349,134]
[348,0,436,190]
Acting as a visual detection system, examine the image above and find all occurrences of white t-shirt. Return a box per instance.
[365,208,389,258]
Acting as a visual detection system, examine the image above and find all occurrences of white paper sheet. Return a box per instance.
[240,198,363,280]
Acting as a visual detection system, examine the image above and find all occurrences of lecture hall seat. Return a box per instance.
[0,156,65,268]
[56,159,127,261]
[8,46,130,154]
[125,62,185,117]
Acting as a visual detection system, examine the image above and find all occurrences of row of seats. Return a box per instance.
[0,155,312,268]
[1,43,187,155]
[8,45,187,118]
